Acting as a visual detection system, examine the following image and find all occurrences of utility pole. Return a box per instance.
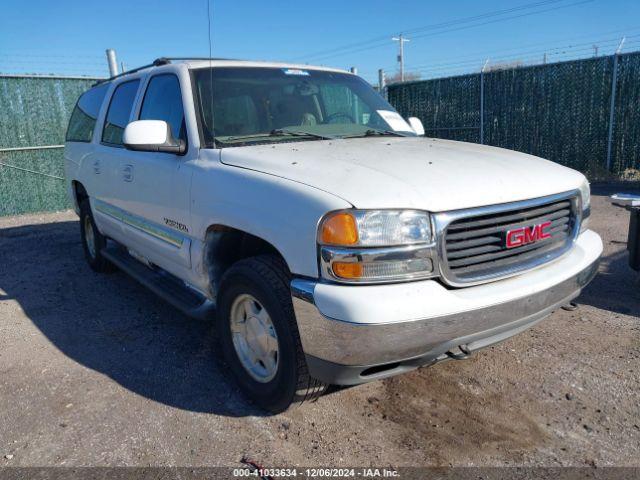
[378,69,386,93]
[392,34,410,82]
[105,49,118,77]
[593,45,599,57]
[543,53,547,64]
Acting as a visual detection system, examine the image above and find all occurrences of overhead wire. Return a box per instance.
[297,0,594,63]
[294,0,576,61]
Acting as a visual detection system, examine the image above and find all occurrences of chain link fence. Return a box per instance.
[0,75,98,216]
[388,51,640,180]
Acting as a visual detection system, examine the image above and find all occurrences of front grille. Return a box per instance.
[439,192,580,286]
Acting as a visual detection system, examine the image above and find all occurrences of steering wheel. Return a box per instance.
[325,112,356,124]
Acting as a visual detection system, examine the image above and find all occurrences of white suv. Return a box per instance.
[65,58,602,412]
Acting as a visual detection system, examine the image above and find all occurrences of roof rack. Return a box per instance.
[162,57,233,61]
[92,57,174,86]
[92,57,233,86]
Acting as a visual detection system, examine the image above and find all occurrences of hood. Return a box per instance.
[220,137,585,212]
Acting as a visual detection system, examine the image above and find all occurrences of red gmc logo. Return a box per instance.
[505,221,552,248]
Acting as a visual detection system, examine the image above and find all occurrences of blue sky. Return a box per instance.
[1,0,638,83]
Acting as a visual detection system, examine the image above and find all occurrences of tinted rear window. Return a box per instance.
[102,80,140,146]
[66,84,108,142]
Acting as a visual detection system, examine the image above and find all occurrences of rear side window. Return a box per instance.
[139,74,186,142]
[101,80,140,146]
[66,84,108,142]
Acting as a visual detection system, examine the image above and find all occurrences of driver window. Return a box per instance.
[139,74,186,142]
[267,87,321,129]
[320,85,371,125]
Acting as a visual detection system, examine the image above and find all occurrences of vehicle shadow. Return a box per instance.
[578,246,640,317]
[578,186,640,317]
[1,210,636,418]
[0,219,265,417]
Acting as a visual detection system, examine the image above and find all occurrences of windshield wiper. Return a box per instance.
[220,128,335,143]
[342,128,412,139]
[364,129,411,137]
[270,128,336,140]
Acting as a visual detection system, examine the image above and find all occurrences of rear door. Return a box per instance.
[89,79,142,241]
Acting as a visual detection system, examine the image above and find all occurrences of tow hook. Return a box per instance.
[561,301,579,311]
[445,344,472,360]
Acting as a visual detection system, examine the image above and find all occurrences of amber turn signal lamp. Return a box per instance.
[320,212,358,245]
[332,262,363,279]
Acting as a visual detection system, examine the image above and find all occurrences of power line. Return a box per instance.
[373,29,640,73]
[357,37,640,84]
[401,34,640,73]
[298,0,593,63]
[0,53,104,60]
[295,0,572,61]
[0,59,107,66]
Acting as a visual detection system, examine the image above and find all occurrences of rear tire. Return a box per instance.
[216,255,327,413]
[79,199,115,273]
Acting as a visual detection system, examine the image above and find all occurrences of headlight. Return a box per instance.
[319,209,432,247]
[579,179,591,233]
[318,210,436,283]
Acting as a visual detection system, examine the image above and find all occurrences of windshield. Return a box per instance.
[191,67,416,147]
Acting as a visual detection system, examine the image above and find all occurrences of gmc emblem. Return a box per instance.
[505,221,552,249]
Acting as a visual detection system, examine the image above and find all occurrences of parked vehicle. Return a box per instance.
[611,193,640,271]
[65,58,602,412]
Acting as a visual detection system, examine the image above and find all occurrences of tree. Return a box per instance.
[386,71,422,84]
[484,60,524,72]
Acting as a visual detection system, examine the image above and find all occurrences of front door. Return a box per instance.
[115,73,193,273]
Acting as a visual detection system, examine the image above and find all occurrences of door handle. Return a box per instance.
[122,164,134,182]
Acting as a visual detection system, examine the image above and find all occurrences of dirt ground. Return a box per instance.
[0,187,638,468]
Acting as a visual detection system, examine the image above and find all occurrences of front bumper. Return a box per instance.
[291,230,602,385]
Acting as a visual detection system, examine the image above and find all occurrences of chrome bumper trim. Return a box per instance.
[291,257,599,367]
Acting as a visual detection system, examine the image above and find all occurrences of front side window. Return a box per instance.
[192,67,415,147]
[66,84,108,142]
[139,74,186,142]
[101,80,140,146]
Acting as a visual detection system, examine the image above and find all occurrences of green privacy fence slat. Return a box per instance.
[388,51,640,179]
[0,149,68,216]
[0,76,97,216]
[612,53,640,174]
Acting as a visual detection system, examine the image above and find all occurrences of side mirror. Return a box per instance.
[408,117,425,136]
[123,120,186,155]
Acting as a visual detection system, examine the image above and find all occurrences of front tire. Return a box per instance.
[79,199,114,273]
[216,255,327,413]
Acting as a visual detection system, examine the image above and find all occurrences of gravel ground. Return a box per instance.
[0,187,638,468]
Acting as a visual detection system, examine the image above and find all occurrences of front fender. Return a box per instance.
[190,158,351,278]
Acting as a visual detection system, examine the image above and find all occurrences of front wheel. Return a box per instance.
[216,255,327,413]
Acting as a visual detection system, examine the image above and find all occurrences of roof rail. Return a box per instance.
[92,57,173,87]
[91,57,233,87]
[156,57,236,63]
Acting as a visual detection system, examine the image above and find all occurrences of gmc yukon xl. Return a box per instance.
[65,58,602,412]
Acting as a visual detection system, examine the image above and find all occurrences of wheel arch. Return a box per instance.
[203,224,291,299]
[71,180,89,212]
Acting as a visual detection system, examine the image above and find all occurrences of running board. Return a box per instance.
[101,246,215,321]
